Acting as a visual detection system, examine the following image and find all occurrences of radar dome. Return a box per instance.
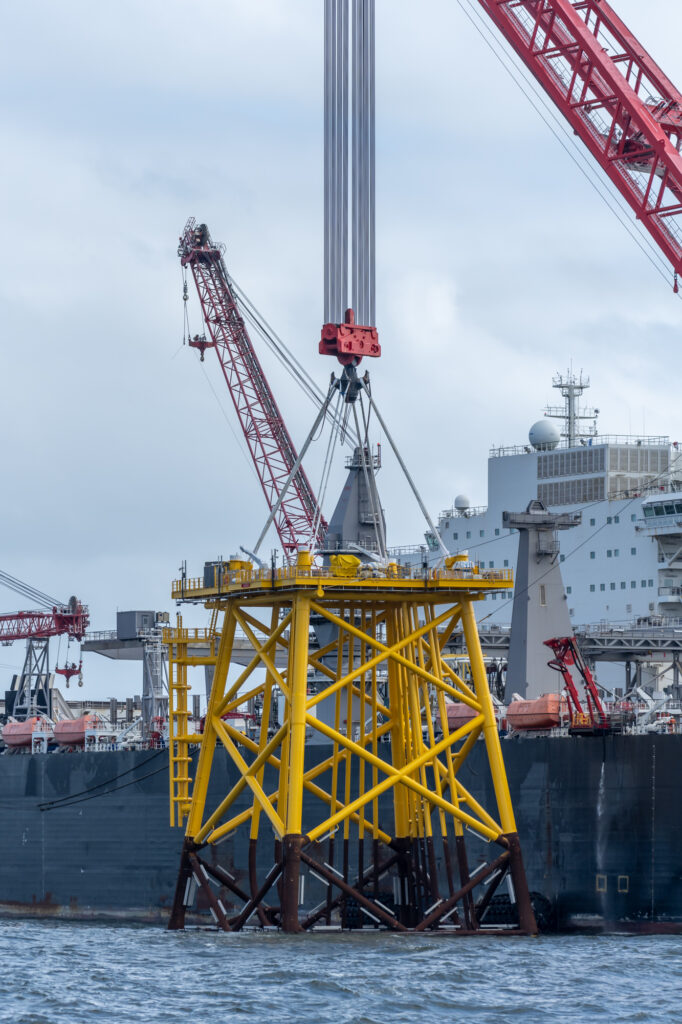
[529,420,560,451]
[454,494,470,512]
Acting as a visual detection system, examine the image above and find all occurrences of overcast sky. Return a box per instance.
[1,0,681,696]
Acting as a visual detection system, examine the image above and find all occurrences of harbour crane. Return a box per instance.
[178,219,327,559]
[0,569,89,721]
[474,0,682,284]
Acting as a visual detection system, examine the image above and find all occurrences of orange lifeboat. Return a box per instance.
[506,694,567,731]
[53,713,101,747]
[446,701,480,730]
[2,716,53,748]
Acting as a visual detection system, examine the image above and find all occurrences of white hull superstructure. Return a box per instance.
[430,373,682,631]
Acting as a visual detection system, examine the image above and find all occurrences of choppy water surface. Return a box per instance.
[1,921,681,1023]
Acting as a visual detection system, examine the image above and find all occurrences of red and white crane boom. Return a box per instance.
[0,569,88,644]
[475,0,682,280]
[179,219,327,557]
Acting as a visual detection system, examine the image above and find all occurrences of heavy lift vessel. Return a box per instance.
[4,0,682,933]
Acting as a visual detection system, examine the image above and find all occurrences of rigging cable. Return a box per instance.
[352,397,387,558]
[455,0,681,293]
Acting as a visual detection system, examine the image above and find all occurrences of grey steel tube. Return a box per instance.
[340,0,348,317]
[368,0,375,325]
[324,0,331,322]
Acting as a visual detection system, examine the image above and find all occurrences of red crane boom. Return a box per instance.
[475,0,682,279]
[179,219,327,557]
[0,604,89,644]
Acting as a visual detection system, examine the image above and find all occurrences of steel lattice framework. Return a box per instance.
[179,219,326,558]
[476,0,682,278]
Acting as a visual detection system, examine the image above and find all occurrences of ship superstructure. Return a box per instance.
[435,372,681,630]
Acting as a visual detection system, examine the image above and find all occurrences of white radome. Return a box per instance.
[529,419,561,451]
[454,494,470,511]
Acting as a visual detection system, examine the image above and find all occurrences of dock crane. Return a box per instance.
[0,569,88,721]
[474,0,682,284]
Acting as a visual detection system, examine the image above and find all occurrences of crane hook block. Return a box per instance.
[319,308,380,365]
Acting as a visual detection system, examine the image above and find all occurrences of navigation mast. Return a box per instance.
[544,371,598,447]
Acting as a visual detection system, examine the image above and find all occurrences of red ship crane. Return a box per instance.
[179,219,326,558]
[475,0,682,283]
[0,570,88,644]
[545,635,610,733]
[0,569,89,721]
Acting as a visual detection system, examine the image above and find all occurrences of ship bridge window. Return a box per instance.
[644,507,654,518]
[453,532,458,540]
[600,584,606,592]
[631,581,636,588]
[631,547,637,555]
[466,531,471,539]
[607,550,612,557]
[676,503,682,514]
[607,517,612,524]
[620,582,626,590]
[665,504,675,515]
[614,549,619,556]
[654,504,665,515]
[479,530,485,537]
[590,551,595,559]
[504,559,509,568]
[631,514,637,522]
[566,586,572,595]
[649,579,654,587]
[614,515,620,523]
[610,583,616,591]
[590,584,595,592]
[590,518,596,526]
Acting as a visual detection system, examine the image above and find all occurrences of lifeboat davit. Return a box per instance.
[53,713,101,747]
[2,716,54,748]
[507,694,566,731]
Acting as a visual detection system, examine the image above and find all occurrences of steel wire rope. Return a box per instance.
[252,383,338,556]
[196,357,261,486]
[308,392,345,549]
[39,763,168,812]
[0,570,62,610]
[37,749,165,810]
[364,388,449,557]
[352,397,387,557]
[456,0,675,281]
[455,0,681,292]
[229,278,360,449]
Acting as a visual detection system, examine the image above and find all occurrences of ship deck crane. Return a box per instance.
[545,635,610,733]
[0,569,88,721]
[474,0,682,285]
[178,219,327,559]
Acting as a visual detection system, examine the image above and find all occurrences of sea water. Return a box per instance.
[1,921,680,1023]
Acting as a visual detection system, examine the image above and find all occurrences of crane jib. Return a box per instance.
[179,219,328,554]
[475,0,682,279]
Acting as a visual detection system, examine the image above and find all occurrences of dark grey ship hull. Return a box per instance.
[0,734,680,931]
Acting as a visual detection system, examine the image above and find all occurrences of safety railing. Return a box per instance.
[173,563,513,595]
